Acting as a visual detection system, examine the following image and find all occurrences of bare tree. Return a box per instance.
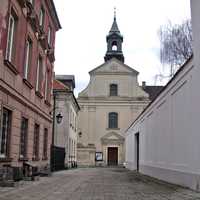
[159,19,193,77]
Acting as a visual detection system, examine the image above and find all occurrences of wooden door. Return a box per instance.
[107,147,118,166]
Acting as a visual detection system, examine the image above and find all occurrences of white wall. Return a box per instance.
[126,2,200,191]
[126,56,200,190]
[54,92,79,167]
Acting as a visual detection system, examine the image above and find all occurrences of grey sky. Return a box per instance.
[54,0,191,96]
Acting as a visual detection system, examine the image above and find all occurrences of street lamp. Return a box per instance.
[51,92,63,171]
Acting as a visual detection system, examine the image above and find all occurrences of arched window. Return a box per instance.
[110,84,118,96]
[111,41,118,51]
[108,112,118,128]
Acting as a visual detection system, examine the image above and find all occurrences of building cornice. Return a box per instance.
[45,0,61,30]
[91,72,136,76]
[53,90,80,111]
[78,96,149,102]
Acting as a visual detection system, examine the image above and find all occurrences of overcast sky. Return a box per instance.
[53,0,191,96]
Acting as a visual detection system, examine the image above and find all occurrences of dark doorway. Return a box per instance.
[107,147,118,166]
[51,146,65,171]
[135,133,139,171]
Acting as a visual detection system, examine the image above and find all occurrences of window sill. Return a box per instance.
[4,59,19,75]
[23,78,33,89]
[18,157,29,162]
[106,128,120,130]
[35,91,43,99]
[0,157,12,162]
[42,157,48,161]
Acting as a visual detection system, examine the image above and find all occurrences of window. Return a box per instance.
[74,141,76,157]
[110,84,118,96]
[6,13,17,62]
[20,117,28,158]
[33,124,40,160]
[47,26,51,46]
[24,38,32,79]
[108,112,118,129]
[111,41,118,51]
[75,116,76,131]
[43,128,48,159]
[39,7,45,28]
[0,108,12,158]
[68,138,71,158]
[36,56,42,92]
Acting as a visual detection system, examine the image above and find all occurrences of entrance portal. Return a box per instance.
[107,147,118,166]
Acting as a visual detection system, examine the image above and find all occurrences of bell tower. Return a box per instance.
[104,9,124,63]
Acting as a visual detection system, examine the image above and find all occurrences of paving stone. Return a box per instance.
[0,168,200,200]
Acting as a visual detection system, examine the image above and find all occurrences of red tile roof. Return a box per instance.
[53,79,69,90]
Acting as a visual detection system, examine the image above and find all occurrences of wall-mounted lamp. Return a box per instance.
[56,113,63,124]
[78,131,82,137]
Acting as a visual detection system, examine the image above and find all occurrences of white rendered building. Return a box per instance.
[125,0,200,191]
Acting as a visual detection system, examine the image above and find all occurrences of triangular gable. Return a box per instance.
[101,131,124,141]
[89,58,139,75]
[53,79,70,90]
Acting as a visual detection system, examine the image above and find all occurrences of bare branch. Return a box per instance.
[158,19,192,76]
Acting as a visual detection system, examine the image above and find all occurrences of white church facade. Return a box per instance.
[77,15,160,166]
[125,0,200,191]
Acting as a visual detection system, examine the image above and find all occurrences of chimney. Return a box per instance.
[142,81,146,88]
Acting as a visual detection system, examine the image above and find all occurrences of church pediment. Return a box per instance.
[101,131,125,141]
[89,58,139,75]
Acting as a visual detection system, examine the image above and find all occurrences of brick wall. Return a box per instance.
[0,0,60,177]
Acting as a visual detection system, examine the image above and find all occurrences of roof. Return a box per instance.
[55,75,75,81]
[110,17,120,33]
[49,0,62,30]
[108,16,123,38]
[55,75,75,89]
[53,79,69,90]
[89,57,139,75]
[142,86,164,101]
[53,80,80,111]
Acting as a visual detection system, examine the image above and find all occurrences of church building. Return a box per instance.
[77,14,151,166]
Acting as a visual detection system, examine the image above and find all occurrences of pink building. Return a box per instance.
[0,0,61,181]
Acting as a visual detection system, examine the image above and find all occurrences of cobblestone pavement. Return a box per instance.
[0,168,200,200]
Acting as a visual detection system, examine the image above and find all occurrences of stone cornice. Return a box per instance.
[45,0,61,30]
[78,96,149,101]
[91,71,135,76]
[101,138,124,145]
[78,102,149,107]
[77,97,150,106]
[54,91,80,112]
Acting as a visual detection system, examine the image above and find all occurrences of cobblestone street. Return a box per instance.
[0,168,200,200]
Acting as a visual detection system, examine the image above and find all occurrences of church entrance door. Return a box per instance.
[107,147,118,166]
